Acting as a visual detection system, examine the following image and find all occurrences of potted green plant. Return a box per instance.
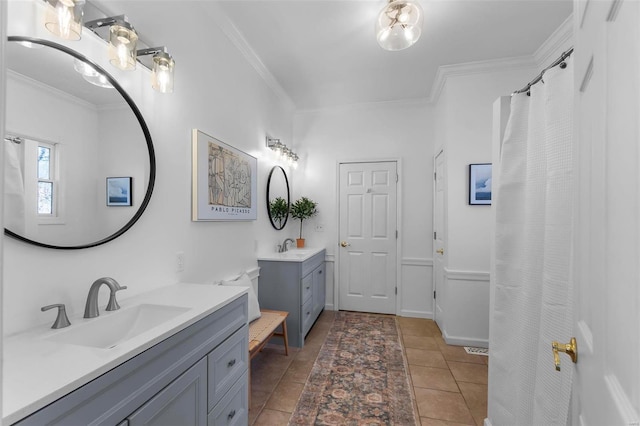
[289,197,318,248]
[268,197,289,229]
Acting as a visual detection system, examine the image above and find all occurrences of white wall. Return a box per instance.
[292,100,435,317]
[3,0,293,336]
[434,67,537,346]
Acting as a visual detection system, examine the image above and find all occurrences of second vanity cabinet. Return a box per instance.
[258,249,326,347]
[15,295,249,426]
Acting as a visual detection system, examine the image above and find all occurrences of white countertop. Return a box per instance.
[2,282,247,425]
[257,247,325,262]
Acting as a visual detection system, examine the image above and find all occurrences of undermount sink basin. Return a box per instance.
[47,304,190,349]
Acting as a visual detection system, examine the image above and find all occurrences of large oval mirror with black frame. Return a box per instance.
[266,166,290,230]
[4,36,155,249]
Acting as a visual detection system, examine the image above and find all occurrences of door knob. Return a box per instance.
[340,241,350,247]
[436,248,444,255]
[551,337,577,371]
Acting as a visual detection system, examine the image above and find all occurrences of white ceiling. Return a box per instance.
[213,0,573,110]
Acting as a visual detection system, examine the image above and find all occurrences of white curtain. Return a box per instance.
[489,56,575,425]
[4,139,25,234]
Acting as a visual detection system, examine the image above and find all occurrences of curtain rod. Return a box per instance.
[4,136,23,144]
[513,47,574,95]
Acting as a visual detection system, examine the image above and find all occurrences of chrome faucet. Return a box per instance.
[83,277,128,318]
[279,238,295,253]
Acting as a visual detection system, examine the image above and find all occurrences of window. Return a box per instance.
[37,142,57,217]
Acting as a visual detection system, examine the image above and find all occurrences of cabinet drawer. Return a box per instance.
[301,273,313,303]
[302,297,314,336]
[207,325,248,411]
[128,358,207,426]
[301,251,325,278]
[207,372,248,426]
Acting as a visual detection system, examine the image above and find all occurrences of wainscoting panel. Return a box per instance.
[442,268,490,347]
[324,254,335,310]
[400,258,433,319]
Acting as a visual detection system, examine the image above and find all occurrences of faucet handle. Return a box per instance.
[106,285,127,311]
[41,304,71,329]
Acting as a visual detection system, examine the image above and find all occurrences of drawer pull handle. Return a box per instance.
[228,409,236,419]
[318,270,322,274]
[306,286,310,290]
[307,312,310,316]
[227,359,236,367]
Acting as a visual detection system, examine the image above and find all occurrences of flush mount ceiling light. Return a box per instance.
[73,58,114,88]
[44,0,86,41]
[376,0,424,51]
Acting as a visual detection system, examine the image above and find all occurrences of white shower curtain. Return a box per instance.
[489,56,574,425]
[4,139,25,234]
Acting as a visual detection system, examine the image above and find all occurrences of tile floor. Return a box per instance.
[249,311,488,426]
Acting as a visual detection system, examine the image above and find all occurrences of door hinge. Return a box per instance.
[396,173,399,183]
[396,230,398,239]
[395,287,398,295]
[433,231,437,240]
[433,290,436,299]
[434,172,437,180]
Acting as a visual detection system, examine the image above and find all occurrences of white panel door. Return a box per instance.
[433,150,445,330]
[572,0,640,423]
[338,161,397,314]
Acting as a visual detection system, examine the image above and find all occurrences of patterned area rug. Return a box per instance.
[289,311,417,425]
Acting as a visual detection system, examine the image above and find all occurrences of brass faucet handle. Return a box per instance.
[551,337,578,371]
[41,303,72,329]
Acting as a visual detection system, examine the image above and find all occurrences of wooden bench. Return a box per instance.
[248,309,289,401]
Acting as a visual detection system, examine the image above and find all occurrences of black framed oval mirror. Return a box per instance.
[266,166,290,230]
[4,36,156,249]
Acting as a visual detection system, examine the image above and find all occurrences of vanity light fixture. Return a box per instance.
[375,0,424,51]
[137,47,175,93]
[84,15,176,93]
[108,20,138,70]
[266,137,299,168]
[44,0,86,41]
[85,15,138,70]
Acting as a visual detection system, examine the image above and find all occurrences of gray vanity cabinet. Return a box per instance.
[258,249,326,347]
[15,295,248,426]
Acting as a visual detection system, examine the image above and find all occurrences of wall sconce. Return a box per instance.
[266,137,299,168]
[85,15,138,70]
[44,0,86,41]
[138,47,175,94]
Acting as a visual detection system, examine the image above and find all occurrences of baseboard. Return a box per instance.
[484,418,492,426]
[399,309,433,319]
[325,303,335,311]
[442,329,488,348]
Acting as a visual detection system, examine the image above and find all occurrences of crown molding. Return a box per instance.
[533,14,574,67]
[202,3,296,112]
[427,55,537,104]
[428,13,574,105]
[7,69,99,112]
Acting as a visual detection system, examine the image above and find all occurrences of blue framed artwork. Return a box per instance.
[469,163,492,205]
[106,177,132,206]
